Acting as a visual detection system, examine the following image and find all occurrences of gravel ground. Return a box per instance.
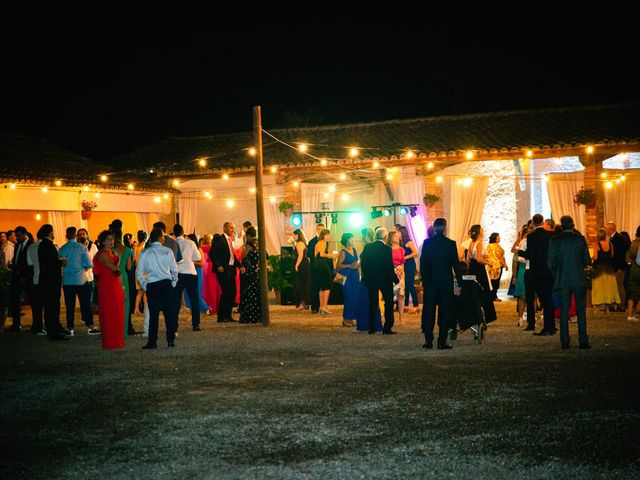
[1,299,639,479]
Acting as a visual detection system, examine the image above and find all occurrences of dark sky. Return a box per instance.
[2,35,637,161]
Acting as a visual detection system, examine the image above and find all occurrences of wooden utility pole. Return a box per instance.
[254,106,270,326]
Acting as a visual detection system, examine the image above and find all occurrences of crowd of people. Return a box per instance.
[1,212,639,351]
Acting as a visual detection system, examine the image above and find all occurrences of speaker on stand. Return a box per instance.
[280,246,297,305]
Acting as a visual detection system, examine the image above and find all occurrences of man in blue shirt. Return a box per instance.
[59,226,99,336]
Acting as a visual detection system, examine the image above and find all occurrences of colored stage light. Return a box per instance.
[370,208,382,220]
[291,214,303,227]
[383,209,392,217]
[349,212,364,228]
[409,206,417,217]
[399,206,409,216]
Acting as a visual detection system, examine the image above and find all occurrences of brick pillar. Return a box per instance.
[424,175,444,223]
[283,182,302,240]
[579,153,606,243]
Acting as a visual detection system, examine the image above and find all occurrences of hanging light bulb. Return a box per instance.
[349,148,359,158]
[36,212,41,221]
[298,144,308,153]
[320,159,328,167]
[248,147,257,157]
[55,180,62,186]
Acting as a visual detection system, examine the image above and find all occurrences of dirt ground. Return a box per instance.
[1,299,639,479]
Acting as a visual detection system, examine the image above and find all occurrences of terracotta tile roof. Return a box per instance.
[109,103,640,176]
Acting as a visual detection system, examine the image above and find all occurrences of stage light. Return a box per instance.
[291,214,303,227]
[349,212,364,228]
[409,206,417,217]
[314,213,324,224]
[399,206,409,216]
[383,208,392,217]
[331,213,339,225]
[370,208,383,220]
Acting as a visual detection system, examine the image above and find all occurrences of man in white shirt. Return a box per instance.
[136,228,178,349]
[173,224,202,331]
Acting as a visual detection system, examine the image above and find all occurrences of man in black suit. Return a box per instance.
[606,222,630,311]
[210,222,242,322]
[307,223,324,313]
[518,214,555,335]
[37,224,66,340]
[420,218,462,349]
[548,216,592,349]
[360,227,399,334]
[6,226,34,332]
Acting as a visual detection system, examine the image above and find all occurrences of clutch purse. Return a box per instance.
[333,272,347,286]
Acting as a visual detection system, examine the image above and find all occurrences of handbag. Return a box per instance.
[333,272,347,286]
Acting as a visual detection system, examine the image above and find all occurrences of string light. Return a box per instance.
[172,179,180,187]
[198,158,207,167]
[620,175,626,181]
[42,186,48,193]
[55,180,62,186]
[9,183,16,190]
[339,173,347,181]
[605,181,613,189]
[249,187,256,194]
[320,159,328,167]
[292,180,299,188]
[270,166,278,174]
[526,150,533,157]
[586,145,594,154]
[83,186,89,192]
[226,199,234,208]
[36,212,41,221]
[222,174,230,181]
[436,176,443,183]
[427,162,434,170]
[298,144,308,153]
[406,150,415,159]
[372,161,380,169]
[600,172,607,178]
[153,196,161,203]
[127,183,135,190]
[349,148,359,158]
[465,150,474,160]
[248,147,257,157]
[100,175,108,182]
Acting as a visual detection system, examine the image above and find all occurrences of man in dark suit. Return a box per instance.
[210,222,242,322]
[6,226,33,332]
[606,221,630,311]
[307,223,324,313]
[518,213,555,335]
[360,227,399,334]
[37,224,66,340]
[420,218,462,349]
[548,216,592,349]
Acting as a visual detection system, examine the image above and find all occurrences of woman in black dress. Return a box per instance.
[465,224,497,323]
[311,229,334,315]
[292,228,310,310]
[239,226,261,324]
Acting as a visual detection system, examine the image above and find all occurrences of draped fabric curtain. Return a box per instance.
[136,213,152,235]
[398,176,427,249]
[604,175,640,235]
[448,177,489,245]
[262,184,285,256]
[178,194,199,234]
[48,211,81,246]
[546,172,586,235]
[301,183,335,239]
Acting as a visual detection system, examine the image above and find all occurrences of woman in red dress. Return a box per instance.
[201,233,222,315]
[93,230,125,349]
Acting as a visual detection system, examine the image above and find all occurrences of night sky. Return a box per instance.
[2,35,638,161]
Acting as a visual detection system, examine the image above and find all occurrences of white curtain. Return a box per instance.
[48,211,81,247]
[301,183,335,239]
[604,176,640,235]
[262,184,285,256]
[136,213,152,235]
[448,177,489,245]
[546,172,586,235]
[398,175,427,249]
[178,194,199,234]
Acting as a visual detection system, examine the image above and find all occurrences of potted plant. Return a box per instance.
[81,200,98,219]
[574,187,595,207]
[278,201,294,217]
[423,193,440,208]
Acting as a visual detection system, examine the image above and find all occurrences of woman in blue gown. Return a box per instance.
[336,233,360,327]
[355,227,383,332]
[185,234,211,314]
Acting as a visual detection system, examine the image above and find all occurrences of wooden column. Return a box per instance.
[579,153,606,243]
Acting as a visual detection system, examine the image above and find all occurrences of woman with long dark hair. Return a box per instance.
[292,228,310,310]
[184,233,211,314]
[486,232,508,301]
[397,225,419,313]
[465,224,497,323]
[336,232,359,327]
[239,226,262,323]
